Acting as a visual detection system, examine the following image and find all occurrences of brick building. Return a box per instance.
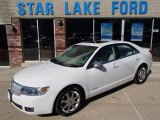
[0,0,160,67]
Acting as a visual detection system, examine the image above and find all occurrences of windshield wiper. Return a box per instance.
[50,59,81,67]
[63,63,81,67]
[50,59,64,65]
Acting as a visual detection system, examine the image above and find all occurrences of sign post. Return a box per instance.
[121,19,125,41]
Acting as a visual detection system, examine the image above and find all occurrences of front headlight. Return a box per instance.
[21,86,49,96]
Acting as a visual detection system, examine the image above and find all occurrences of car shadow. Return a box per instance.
[148,70,152,77]
[83,70,152,111]
[39,69,152,117]
[83,81,134,107]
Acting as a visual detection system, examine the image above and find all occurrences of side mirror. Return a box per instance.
[93,61,103,68]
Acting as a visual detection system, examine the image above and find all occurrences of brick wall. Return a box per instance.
[5,17,23,67]
[4,17,66,67]
[55,18,66,55]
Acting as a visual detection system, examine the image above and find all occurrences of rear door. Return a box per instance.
[115,43,141,82]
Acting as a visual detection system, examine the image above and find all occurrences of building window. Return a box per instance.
[66,19,93,47]
[124,19,152,48]
[0,25,9,66]
[152,19,160,61]
[95,19,121,41]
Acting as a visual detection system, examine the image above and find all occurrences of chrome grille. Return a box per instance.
[11,81,22,96]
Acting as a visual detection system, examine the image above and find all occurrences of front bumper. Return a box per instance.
[8,89,55,115]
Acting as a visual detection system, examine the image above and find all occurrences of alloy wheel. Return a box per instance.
[138,67,147,82]
[60,91,81,114]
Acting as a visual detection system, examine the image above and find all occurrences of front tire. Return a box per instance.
[55,87,84,116]
[134,65,147,84]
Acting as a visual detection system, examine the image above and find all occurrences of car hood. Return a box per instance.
[13,61,82,87]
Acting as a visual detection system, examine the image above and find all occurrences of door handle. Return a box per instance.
[113,63,119,68]
[136,57,140,60]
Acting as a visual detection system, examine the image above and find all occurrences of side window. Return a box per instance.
[92,45,116,64]
[117,44,138,58]
[132,47,140,54]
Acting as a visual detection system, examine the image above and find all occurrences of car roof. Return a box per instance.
[76,40,131,47]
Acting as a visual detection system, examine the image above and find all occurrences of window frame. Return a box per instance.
[115,43,140,59]
[87,44,118,69]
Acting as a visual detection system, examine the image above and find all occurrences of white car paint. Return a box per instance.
[8,41,152,115]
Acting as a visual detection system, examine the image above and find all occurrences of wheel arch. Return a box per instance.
[52,84,86,113]
[138,63,148,71]
[60,84,86,98]
[134,62,148,84]
[134,62,148,78]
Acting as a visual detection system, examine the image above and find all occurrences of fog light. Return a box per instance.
[25,107,34,112]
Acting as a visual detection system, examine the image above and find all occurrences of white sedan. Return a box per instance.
[8,41,152,116]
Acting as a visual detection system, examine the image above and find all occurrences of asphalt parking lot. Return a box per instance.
[0,63,160,120]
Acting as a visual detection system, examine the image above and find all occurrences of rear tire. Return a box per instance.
[134,65,147,84]
[55,87,84,116]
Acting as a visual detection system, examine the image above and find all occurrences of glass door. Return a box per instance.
[21,19,55,62]
[39,20,55,61]
[0,25,9,66]
[22,19,39,60]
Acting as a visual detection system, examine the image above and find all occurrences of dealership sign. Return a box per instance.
[17,1,148,16]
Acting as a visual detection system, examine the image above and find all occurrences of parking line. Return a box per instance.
[123,90,143,120]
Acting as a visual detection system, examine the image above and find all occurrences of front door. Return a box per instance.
[86,45,119,97]
[21,19,55,61]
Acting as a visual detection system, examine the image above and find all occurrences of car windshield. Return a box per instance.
[50,45,97,67]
